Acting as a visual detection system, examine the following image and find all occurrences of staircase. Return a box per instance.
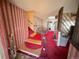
[60,13,76,35]
[28,16,43,33]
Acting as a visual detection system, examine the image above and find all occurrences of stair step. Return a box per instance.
[26,39,41,45]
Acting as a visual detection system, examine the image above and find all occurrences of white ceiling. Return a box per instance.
[9,0,78,19]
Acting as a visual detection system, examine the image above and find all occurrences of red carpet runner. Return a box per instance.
[37,31,69,59]
[26,27,69,59]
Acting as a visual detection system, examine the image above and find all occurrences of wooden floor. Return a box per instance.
[18,43,42,57]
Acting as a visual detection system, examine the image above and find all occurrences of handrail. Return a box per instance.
[28,20,32,25]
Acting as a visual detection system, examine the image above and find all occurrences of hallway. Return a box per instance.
[17,30,69,59]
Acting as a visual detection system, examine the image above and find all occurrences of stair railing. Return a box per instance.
[57,7,75,35]
[28,16,43,33]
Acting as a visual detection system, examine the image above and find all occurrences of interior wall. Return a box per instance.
[67,44,79,59]
[0,0,28,50]
[6,2,28,48]
[9,0,78,18]
[0,0,9,58]
[43,0,78,29]
[63,0,78,13]
[8,0,78,30]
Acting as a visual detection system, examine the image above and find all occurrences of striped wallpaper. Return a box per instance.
[0,0,9,59]
[0,0,28,59]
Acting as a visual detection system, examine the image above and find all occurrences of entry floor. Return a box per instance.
[18,31,69,59]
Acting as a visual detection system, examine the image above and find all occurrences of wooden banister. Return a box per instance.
[57,7,64,31]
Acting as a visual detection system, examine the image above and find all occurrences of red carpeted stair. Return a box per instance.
[28,27,34,37]
[25,27,42,49]
[28,27,41,40]
[27,27,69,59]
[25,42,42,49]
